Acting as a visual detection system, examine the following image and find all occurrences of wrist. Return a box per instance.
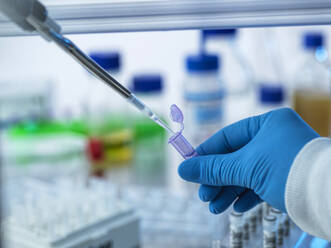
[285,137,330,213]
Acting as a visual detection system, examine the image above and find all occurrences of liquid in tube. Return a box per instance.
[293,90,331,137]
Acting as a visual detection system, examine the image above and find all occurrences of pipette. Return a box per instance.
[0,0,175,135]
[1,0,199,160]
[48,31,175,135]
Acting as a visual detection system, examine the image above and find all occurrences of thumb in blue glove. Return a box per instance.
[178,108,319,213]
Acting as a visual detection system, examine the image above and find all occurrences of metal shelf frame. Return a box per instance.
[1,0,331,36]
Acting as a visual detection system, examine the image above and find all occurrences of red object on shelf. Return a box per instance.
[87,138,104,162]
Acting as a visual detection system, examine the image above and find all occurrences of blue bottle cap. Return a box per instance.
[89,52,121,71]
[303,32,324,49]
[186,54,220,72]
[202,29,237,38]
[132,74,163,93]
[259,84,284,104]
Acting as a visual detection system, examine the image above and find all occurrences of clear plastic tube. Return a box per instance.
[247,206,258,233]
[283,213,290,236]
[262,202,271,217]
[243,212,250,241]
[229,211,244,248]
[270,208,284,246]
[263,215,277,248]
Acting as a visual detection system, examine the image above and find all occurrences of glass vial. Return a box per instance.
[229,211,244,248]
[183,53,224,146]
[292,32,331,137]
[248,206,259,234]
[283,214,290,237]
[130,74,167,186]
[243,212,250,241]
[263,215,277,248]
[262,202,271,218]
[270,208,284,246]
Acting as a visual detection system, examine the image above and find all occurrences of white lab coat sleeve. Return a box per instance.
[285,137,331,241]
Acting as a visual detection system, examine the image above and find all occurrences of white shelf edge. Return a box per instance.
[1,0,331,36]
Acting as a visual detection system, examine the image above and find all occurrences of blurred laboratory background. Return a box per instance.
[0,1,331,247]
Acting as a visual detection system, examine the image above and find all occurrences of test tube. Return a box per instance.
[257,203,263,223]
[262,202,271,218]
[243,212,250,241]
[282,214,290,236]
[270,208,284,246]
[247,206,258,234]
[211,211,229,248]
[263,215,277,248]
[229,211,244,248]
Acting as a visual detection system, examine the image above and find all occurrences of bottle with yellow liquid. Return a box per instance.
[292,32,331,137]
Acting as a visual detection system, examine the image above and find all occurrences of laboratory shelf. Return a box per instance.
[1,0,331,36]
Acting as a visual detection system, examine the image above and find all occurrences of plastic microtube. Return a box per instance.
[229,211,244,248]
[262,202,271,218]
[270,208,284,245]
[257,203,263,223]
[283,214,290,236]
[211,211,229,248]
[168,132,198,159]
[247,207,258,234]
[168,104,198,159]
[243,212,250,241]
[263,215,277,248]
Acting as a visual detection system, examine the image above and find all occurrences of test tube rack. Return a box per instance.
[121,186,328,248]
[2,178,139,248]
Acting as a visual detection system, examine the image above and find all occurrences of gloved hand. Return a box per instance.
[178,108,319,213]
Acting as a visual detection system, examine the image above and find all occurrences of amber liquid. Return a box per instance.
[293,90,331,137]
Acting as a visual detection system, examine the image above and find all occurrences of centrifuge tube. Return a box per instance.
[270,208,284,246]
[229,211,244,248]
[262,202,271,218]
[257,203,263,223]
[248,207,258,234]
[263,215,277,248]
[168,104,198,159]
[283,213,290,236]
[243,212,250,241]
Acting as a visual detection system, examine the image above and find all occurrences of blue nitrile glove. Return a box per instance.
[178,108,319,213]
